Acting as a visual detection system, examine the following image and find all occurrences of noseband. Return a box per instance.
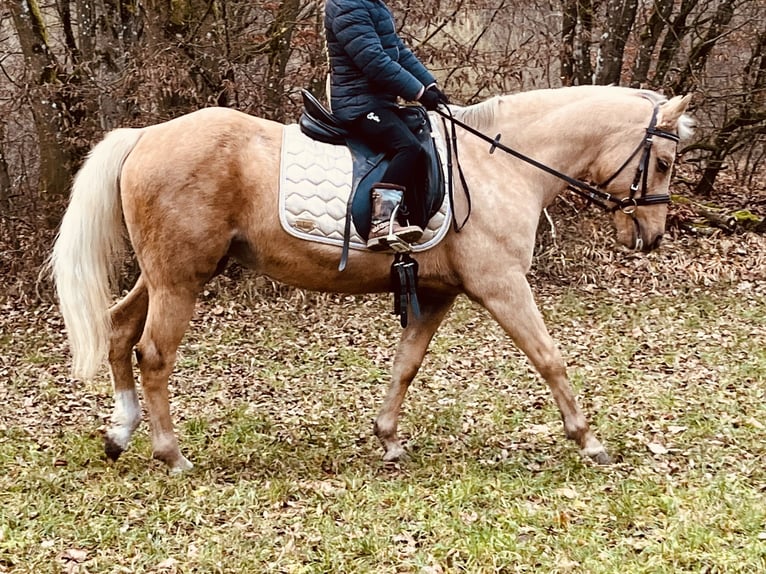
[437,103,681,242]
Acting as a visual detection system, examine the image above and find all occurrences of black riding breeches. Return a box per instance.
[348,107,427,219]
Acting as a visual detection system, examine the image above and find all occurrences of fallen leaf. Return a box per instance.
[422,561,445,574]
[557,557,580,571]
[647,442,668,455]
[60,548,88,562]
[555,487,578,499]
[555,511,571,529]
[156,557,179,570]
[460,510,479,524]
[526,423,553,435]
[746,417,764,430]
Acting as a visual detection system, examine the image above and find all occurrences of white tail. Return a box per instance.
[50,128,143,380]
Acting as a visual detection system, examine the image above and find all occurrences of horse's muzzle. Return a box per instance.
[641,233,663,252]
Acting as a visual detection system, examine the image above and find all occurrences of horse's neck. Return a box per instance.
[467,96,604,205]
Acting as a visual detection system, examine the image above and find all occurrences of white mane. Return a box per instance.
[445,87,695,141]
[447,97,501,133]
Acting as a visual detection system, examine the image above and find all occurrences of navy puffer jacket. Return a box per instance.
[325,0,436,122]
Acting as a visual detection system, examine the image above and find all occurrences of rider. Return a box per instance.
[325,0,449,250]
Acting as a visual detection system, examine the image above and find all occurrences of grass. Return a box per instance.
[1,253,765,572]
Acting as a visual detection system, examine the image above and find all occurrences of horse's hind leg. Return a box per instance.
[374,293,456,461]
[135,286,198,472]
[104,276,148,460]
[473,272,610,464]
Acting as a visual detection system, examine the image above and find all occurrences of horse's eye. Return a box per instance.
[657,158,670,173]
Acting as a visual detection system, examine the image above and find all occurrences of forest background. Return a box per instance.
[1,3,765,570]
[0,0,764,300]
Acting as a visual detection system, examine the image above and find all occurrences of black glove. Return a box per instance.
[419,85,449,111]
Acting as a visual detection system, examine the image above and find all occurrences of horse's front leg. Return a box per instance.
[472,272,610,464]
[374,293,456,461]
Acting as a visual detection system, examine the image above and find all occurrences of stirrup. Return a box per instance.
[384,236,413,253]
[380,206,413,252]
[368,231,413,253]
[367,203,418,252]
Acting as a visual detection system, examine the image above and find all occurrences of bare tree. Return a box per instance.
[594,0,638,85]
[651,0,699,87]
[557,0,764,196]
[0,0,764,287]
[265,0,301,121]
[7,0,74,199]
[561,0,597,86]
[630,0,675,87]
[669,0,737,95]
[690,25,766,195]
[0,120,9,213]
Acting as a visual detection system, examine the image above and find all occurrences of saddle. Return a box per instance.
[298,90,445,246]
[296,90,447,326]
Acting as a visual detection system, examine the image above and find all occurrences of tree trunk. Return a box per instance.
[559,0,596,85]
[629,0,674,87]
[8,0,73,200]
[560,0,577,86]
[595,0,638,85]
[576,0,595,85]
[694,114,766,196]
[0,122,10,215]
[265,0,301,122]
[653,0,698,88]
[671,0,736,94]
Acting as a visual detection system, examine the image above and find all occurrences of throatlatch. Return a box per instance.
[390,253,420,327]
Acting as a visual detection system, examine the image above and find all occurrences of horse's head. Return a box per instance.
[598,94,694,252]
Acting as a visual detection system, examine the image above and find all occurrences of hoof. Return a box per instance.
[587,449,612,465]
[382,444,406,462]
[104,436,124,461]
[168,456,194,474]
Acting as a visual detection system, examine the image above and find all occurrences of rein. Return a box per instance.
[436,104,681,223]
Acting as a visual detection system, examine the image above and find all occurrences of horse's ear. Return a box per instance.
[657,94,693,133]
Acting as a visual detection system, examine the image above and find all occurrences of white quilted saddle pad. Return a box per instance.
[278,117,451,252]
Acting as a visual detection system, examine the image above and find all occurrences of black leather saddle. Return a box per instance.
[298,89,445,247]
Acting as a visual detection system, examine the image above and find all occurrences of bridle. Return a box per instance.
[587,104,680,213]
[436,102,681,246]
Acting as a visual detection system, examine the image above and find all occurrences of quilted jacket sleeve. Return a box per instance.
[331,3,427,101]
[395,36,435,89]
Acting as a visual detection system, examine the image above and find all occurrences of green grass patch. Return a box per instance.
[1,283,765,572]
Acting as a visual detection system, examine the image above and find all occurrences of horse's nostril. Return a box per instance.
[649,234,663,251]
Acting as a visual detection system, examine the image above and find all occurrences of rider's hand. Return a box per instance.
[419,85,449,111]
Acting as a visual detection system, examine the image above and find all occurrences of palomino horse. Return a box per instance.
[51,86,693,472]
